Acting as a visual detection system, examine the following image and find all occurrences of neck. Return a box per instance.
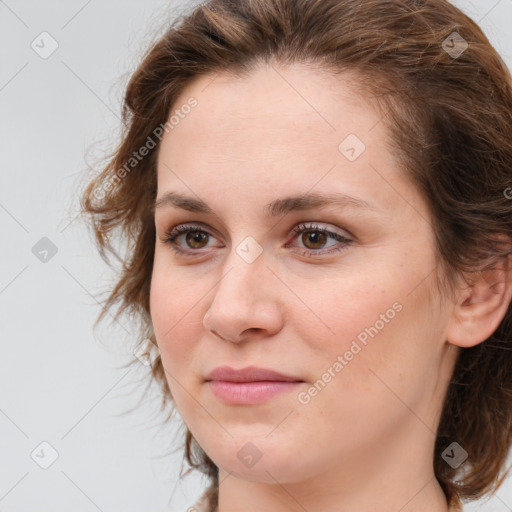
[215,418,453,512]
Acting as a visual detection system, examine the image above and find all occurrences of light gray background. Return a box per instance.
[1,1,511,511]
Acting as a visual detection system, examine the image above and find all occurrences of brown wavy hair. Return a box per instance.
[79,0,512,510]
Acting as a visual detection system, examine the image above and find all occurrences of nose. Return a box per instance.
[202,249,284,343]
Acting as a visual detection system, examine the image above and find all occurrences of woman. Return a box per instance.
[80,0,512,511]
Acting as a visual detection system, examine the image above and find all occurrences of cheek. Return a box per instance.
[150,276,204,414]
[297,263,435,395]
[308,274,441,425]
[149,266,203,366]
[297,270,402,355]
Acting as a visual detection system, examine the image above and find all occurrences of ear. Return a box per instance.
[446,251,512,348]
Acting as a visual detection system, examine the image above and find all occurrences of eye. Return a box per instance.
[287,222,352,257]
[160,222,353,257]
[162,223,219,255]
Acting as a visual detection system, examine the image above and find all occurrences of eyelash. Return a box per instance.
[162,222,352,257]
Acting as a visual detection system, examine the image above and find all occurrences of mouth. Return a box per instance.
[205,366,304,405]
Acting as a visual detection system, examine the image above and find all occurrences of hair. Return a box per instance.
[79,0,512,510]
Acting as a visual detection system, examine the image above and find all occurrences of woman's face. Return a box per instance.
[150,62,460,487]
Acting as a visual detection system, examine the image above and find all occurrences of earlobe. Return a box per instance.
[446,255,512,348]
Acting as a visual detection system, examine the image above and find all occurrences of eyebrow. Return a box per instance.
[153,191,378,218]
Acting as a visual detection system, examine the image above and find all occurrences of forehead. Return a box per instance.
[155,62,410,216]
[164,62,378,141]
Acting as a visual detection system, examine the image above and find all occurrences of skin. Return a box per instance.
[150,61,512,512]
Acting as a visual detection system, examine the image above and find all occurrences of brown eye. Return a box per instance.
[185,231,209,249]
[301,231,328,250]
[289,222,353,257]
[163,224,219,254]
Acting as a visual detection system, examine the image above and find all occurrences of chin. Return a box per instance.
[200,434,316,484]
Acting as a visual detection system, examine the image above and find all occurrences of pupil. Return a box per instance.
[187,231,207,247]
[304,231,326,248]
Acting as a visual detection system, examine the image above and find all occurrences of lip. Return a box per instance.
[205,365,302,383]
[205,366,304,405]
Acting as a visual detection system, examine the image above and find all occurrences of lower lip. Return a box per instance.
[207,380,302,405]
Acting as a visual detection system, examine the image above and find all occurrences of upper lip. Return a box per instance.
[205,365,303,383]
